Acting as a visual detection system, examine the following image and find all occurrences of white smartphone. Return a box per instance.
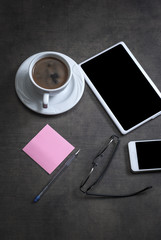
[80,42,161,135]
[128,139,161,172]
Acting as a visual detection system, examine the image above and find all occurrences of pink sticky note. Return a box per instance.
[23,124,75,174]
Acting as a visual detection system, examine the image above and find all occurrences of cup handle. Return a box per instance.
[43,93,49,108]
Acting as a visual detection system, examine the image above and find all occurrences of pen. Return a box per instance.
[33,149,80,203]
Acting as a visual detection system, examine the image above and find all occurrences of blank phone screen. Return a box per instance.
[136,141,161,169]
[81,44,161,130]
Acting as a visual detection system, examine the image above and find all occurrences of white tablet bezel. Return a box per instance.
[79,42,161,134]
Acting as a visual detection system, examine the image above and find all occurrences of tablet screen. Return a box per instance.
[81,44,161,131]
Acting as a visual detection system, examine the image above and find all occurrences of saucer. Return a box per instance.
[15,52,85,115]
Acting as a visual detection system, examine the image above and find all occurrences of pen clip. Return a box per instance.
[66,149,80,166]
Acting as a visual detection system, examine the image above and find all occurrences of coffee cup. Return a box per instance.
[29,52,72,108]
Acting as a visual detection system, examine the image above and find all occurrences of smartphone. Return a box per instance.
[80,42,161,135]
[128,139,161,172]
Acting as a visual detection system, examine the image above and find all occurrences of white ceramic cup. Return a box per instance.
[29,52,72,108]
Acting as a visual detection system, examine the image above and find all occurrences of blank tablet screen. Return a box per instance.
[81,44,161,130]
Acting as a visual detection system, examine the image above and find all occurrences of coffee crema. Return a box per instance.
[32,57,69,89]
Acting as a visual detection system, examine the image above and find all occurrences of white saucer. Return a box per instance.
[15,52,85,115]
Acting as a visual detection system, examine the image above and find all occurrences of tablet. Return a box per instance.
[80,42,161,134]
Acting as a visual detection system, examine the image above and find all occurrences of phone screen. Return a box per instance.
[81,44,161,131]
[136,141,161,169]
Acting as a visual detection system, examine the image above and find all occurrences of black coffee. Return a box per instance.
[32,57,69,89]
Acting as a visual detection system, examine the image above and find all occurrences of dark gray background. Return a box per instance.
[1,0,161,239]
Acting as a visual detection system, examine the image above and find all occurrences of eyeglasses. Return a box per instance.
[80,135,152,198]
